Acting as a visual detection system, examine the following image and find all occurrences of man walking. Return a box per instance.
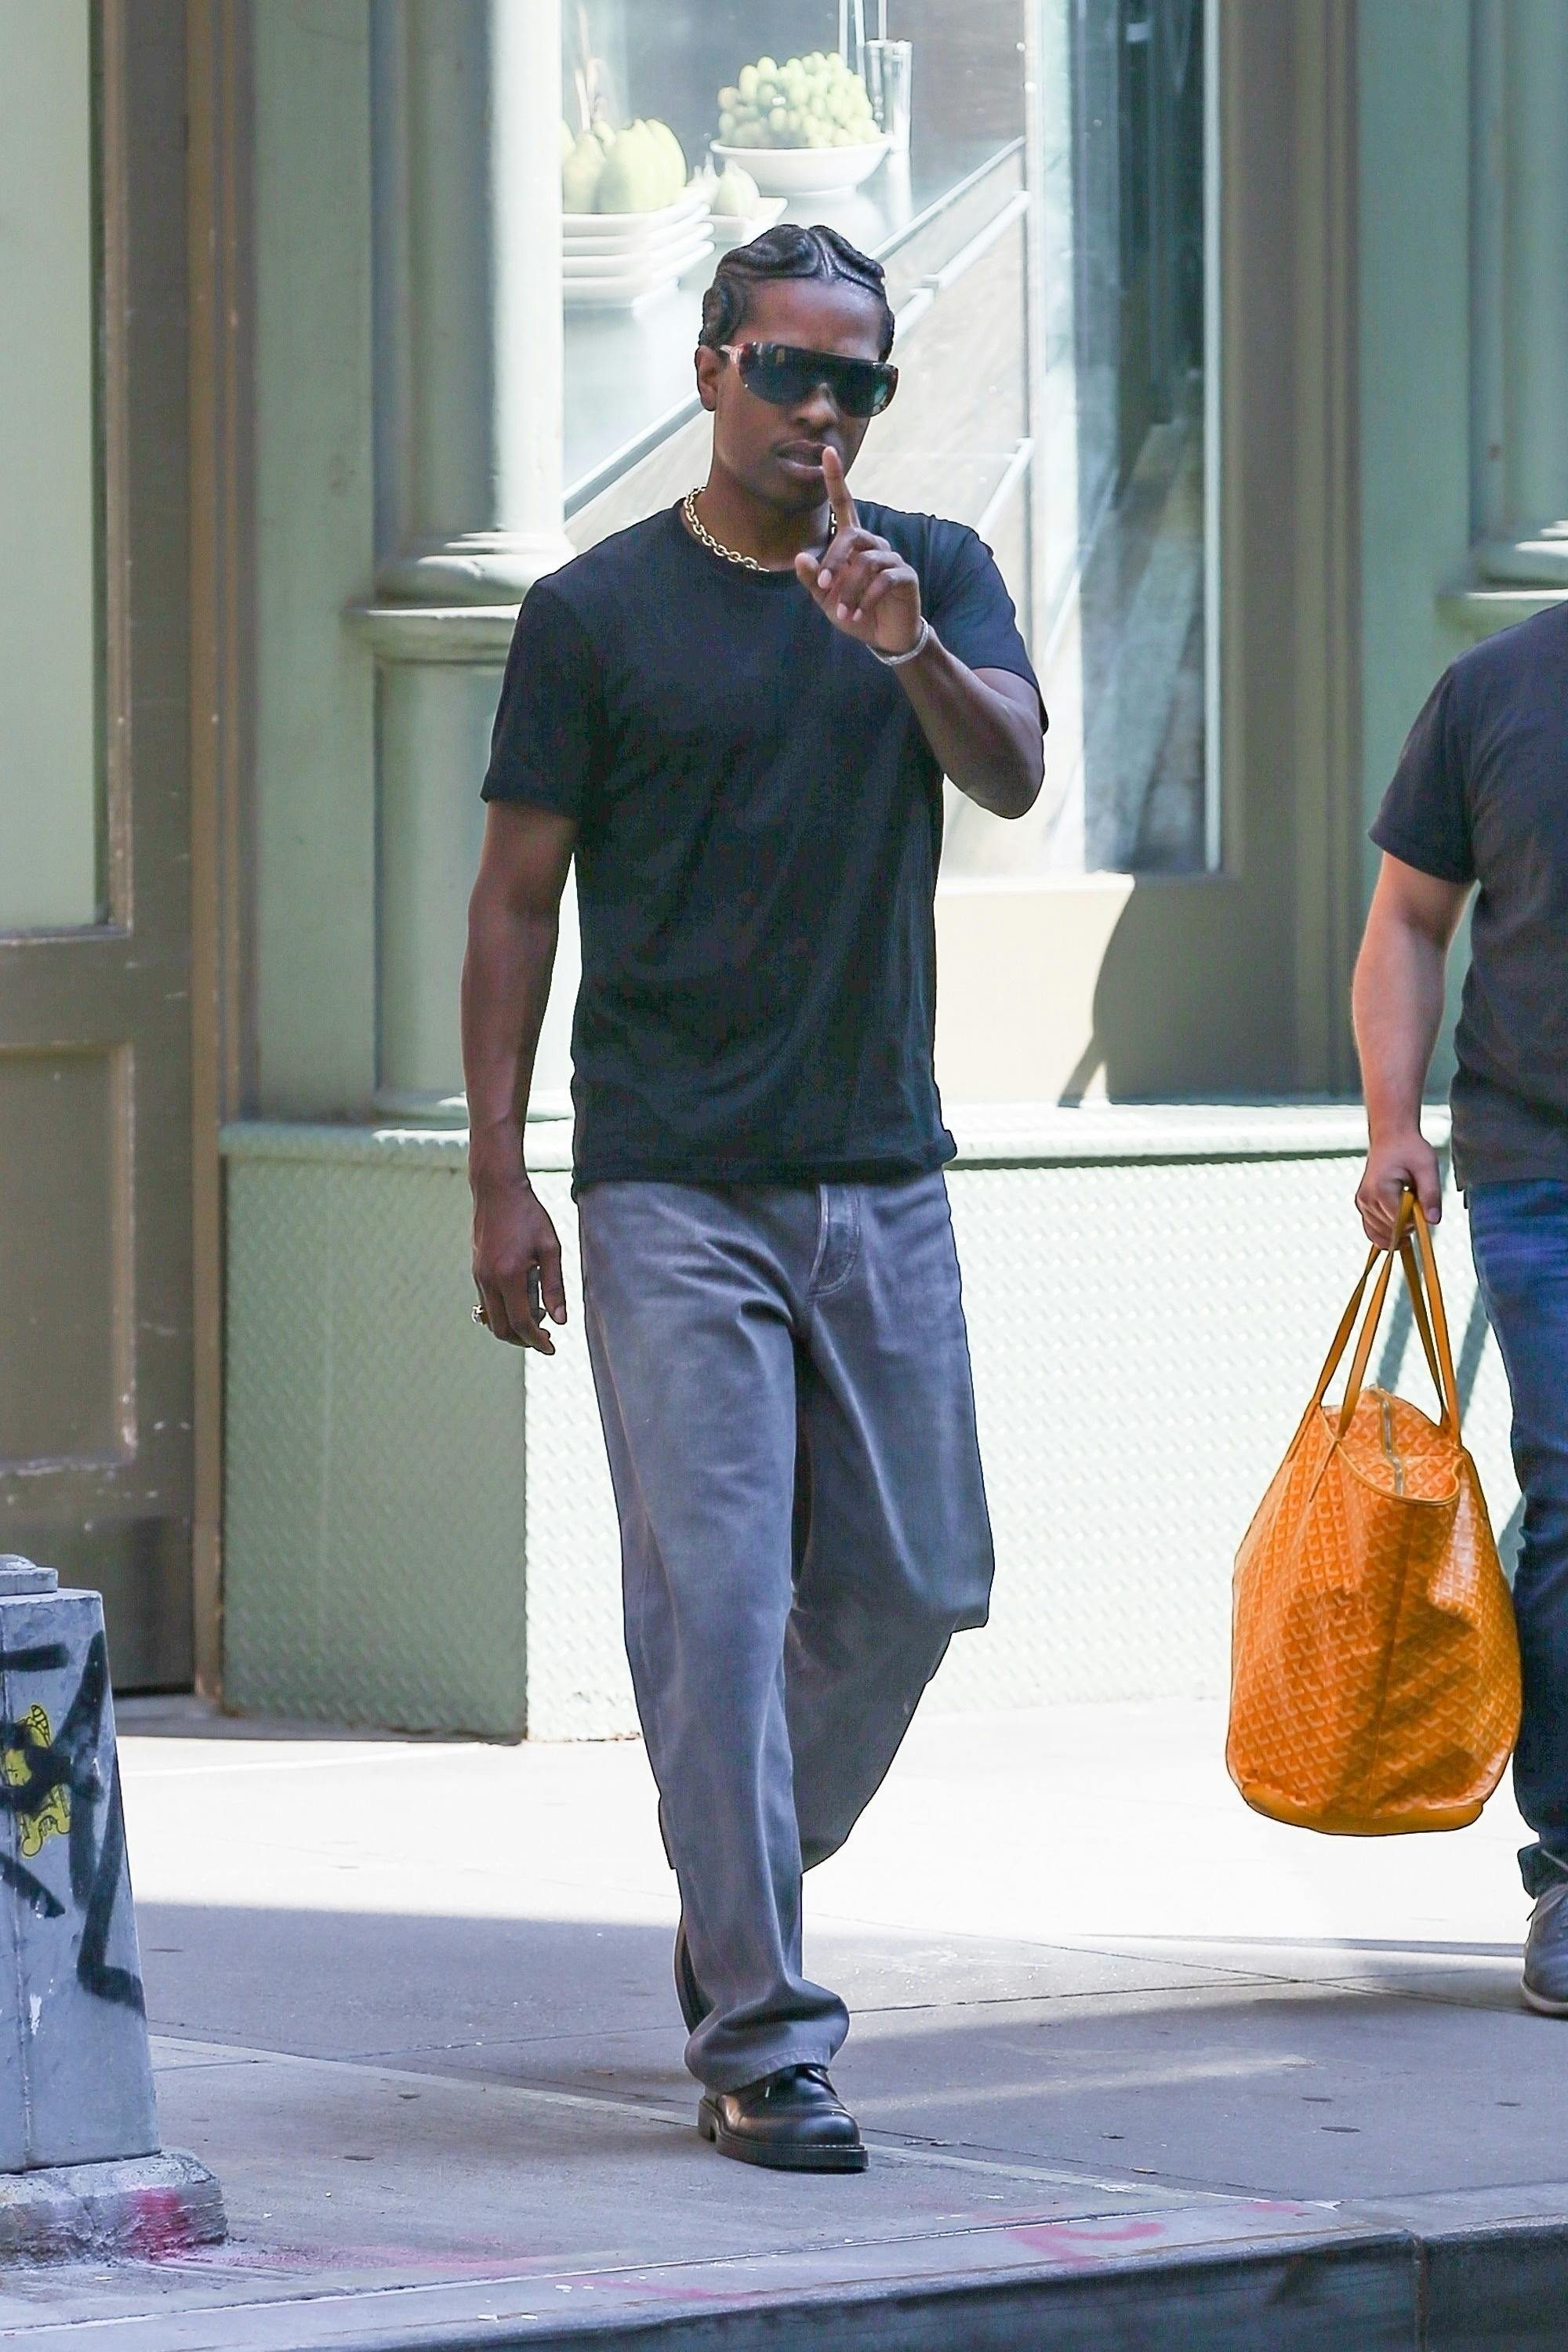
[462,224,1045,2171]
[1353,593,1568,2014]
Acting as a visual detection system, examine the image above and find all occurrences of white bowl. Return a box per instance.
[710,140,887,198]
[709,197,789,249]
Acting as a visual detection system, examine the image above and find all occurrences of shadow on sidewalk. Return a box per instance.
[140,1898,1548,2210]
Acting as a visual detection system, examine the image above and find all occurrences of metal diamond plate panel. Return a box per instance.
[223,1156,528,1734]
[221,1137,1519,1740]
[522,1174,639,1741]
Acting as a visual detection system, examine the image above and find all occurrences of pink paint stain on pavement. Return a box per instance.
[127,2188,205,2260]
[1005,2217,1171,2267]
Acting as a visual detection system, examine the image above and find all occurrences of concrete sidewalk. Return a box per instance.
[5,1697,1567,2348]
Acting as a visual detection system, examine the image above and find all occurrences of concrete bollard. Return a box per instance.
[1,1555,224,2259]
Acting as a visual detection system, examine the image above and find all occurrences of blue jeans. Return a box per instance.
[1468,1179,1568,1896]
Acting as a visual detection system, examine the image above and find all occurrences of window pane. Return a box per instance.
[561,1,1210,880]
[947,0,1210,879]
[562,3,1032,506]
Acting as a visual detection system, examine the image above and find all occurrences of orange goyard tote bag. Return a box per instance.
[1228,1192,1520,1835]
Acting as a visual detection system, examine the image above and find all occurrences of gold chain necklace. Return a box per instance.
[682,487,834,574]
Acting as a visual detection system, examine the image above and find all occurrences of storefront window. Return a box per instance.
[561,0,1210,879]
[1027,0,1211,879]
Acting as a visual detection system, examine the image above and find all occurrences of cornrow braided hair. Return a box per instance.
[699,223,895,361]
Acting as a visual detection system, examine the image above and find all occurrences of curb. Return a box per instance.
[0,2149,226,2265]
[31,2211,1568,2352]
[299,2231,1418,2352]
[1420,2216,1568,2352]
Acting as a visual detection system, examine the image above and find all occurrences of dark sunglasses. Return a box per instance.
[719,340,898,419]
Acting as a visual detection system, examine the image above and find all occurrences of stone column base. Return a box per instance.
[0,2149,225,2263]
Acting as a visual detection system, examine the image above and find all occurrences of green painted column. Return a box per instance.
[1473,0,1568,571]
[1503,0,1568,535]
[365,0,575,1117]
[375,0,573,601]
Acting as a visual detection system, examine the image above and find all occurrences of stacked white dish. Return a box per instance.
[710,139,887,198]
[710,194,788,250]
[563,188,714,310]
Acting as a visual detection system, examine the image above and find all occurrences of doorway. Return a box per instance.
[0,3,194,1688]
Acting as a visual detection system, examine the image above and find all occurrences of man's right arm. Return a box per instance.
[462,800,579,1352]
[1352,851,1472,1246]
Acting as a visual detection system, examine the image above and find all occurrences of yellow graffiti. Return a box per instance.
[2,1703,71,1859]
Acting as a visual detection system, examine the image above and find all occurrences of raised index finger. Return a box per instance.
[822,445,857,532]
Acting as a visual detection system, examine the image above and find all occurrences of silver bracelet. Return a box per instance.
[870,615,933,669]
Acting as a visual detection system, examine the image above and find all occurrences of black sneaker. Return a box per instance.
[698,2064,867,2173]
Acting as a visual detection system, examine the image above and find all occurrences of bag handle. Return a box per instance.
[1406,1192,1462,1433]
[1398,1227,1448,1412]
[1305,1244,1392,1417]
[1338,1190,1461,1437]
[1306,1190,1461,1440]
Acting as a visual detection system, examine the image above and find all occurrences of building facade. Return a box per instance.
[1,0,1564,1730]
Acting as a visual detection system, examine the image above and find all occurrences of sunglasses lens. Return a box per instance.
[742,349,811,405]
[854,368,895,418]
[828,362,884,418]
[739,346,893,419]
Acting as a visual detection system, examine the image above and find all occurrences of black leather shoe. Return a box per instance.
[673,1916,711,2033]
[698,2065,867,2173]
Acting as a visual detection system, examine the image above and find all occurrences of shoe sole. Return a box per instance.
[1522,1980,1568,2016]
[698,2097,869,2173]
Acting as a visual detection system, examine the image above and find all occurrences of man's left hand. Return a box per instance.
[794,446,924,658]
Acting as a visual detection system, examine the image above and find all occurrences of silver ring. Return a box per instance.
[471,1303,488,1327]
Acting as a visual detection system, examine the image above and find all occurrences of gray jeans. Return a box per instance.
[579,1172,994,2092]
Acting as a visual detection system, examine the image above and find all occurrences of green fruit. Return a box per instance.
[644,117,687,203]
[561,129,605,212]
[712,161,760,216]
[723,49,880,148]
[597,122,665,212]
[560,118,575,165]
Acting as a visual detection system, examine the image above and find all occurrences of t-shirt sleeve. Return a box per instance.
[1369,667,1474,884]
[481,581,605,818]
[924,523,1047,728]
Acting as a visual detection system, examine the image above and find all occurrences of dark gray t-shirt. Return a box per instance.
[1370,601,1568,1187]
[482,500,1042,1191]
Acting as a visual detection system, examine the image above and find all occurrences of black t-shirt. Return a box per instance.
[481,500,1042,1189]
[1370,601,1568,1187]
